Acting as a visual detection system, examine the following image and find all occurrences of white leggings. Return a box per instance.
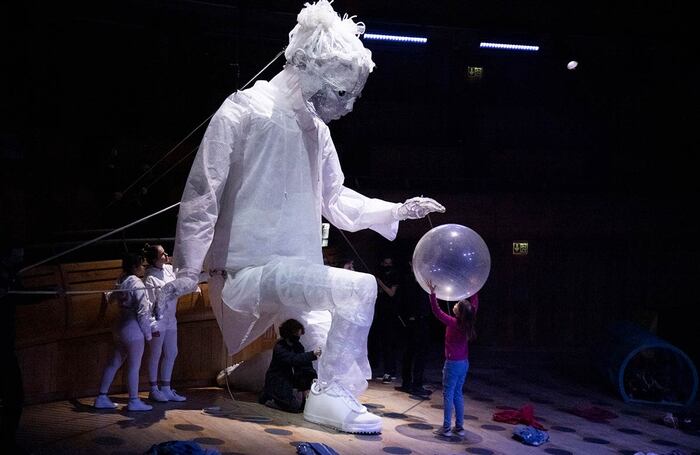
[211,257,377,396]
[148,328,178,384]
[98,320,145,398]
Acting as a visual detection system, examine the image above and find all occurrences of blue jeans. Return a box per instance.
[442,359,469,429]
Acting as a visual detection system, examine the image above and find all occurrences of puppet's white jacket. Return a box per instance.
[172,67,400,354]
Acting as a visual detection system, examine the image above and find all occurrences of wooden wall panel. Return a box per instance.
[172,320,229,388]
[15,297,66,346]
[18,343,60,402]
[231,326,278,364]
[17,264,62,288]
[15,259,278,404]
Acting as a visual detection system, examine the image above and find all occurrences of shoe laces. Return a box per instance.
[169,389,185,399]
[325,382,365,413]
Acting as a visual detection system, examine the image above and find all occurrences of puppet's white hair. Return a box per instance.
[285,0,375,73]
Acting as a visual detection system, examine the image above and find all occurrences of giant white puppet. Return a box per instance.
[163,0,444,433]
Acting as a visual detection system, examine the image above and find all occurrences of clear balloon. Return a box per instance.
[412,224,491,301]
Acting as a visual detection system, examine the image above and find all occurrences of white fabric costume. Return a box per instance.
[145,264,178,330]
[167,0,444,433]
[173,66,398,393]
[144,264,180,391]
[113,275,155,342]
[95,274,155,411]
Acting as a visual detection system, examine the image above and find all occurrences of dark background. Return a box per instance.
[2,2,697,373]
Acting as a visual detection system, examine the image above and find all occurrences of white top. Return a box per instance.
[144,264,178,330]
[115,274,155,341]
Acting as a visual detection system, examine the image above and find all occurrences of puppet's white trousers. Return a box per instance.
[208,257,377,396]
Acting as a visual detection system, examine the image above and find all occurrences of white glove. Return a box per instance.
[160,269,200,301]
[392,197,445,221]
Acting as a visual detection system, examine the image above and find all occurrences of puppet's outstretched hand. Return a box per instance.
[160,269,199,300]
[392,197,445,220]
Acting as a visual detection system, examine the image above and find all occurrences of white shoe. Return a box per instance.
[162,388,187,402]
[127,398,153,411]
[216,362,243,387]
[93,395,118,409]
[303,380,382,434]
[149,389,168,402]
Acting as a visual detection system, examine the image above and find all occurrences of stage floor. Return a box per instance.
[16,352,700,454]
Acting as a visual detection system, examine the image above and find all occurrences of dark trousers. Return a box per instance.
[368,304,398,376]
[400,319,427,388]
[260,370,316,413]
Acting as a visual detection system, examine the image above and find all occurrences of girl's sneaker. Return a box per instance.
[127,398,153,411]
[453,426,466,436]
[163,388,187,402]
[148,389,169,402]
[93,395,118,409]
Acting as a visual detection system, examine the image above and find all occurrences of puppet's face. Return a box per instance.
[305,58,369,123]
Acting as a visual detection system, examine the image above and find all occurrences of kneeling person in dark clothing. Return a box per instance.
[259,319,321,412]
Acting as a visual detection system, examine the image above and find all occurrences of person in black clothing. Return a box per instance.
[259,319,321,413]
[395,260,432,397]
[369,255,401,383]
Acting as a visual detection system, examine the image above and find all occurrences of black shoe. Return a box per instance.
[394,385,412,393]
[381,374,392,384]
[433,426,453,437]
[411,386,432,396]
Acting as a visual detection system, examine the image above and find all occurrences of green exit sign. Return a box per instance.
[513,242,528,256]
[467,66,483,80]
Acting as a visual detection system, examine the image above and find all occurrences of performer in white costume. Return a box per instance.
[143,244,187,403]
[94,253,157,412]
[164,0,444,433]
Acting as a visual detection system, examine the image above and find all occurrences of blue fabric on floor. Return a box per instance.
[145,440,221,455]
[512,424,550,446]
[295,442,340,455]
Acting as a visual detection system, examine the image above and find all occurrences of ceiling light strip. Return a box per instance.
[480,42,539,51]
[364,33,428,44]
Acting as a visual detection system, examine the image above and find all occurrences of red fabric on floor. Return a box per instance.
[492,404,546,430]
[569,405,619,423]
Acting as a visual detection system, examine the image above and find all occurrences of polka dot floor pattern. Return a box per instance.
[15,348,700,454]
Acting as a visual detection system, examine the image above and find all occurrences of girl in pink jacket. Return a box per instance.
[427,280,479,437]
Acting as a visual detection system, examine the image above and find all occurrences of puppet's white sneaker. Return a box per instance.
[303,380,382,434]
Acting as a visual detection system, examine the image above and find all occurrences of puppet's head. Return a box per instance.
[285,0,375,123]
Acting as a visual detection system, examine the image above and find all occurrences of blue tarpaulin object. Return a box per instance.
[512,424,549,446]
[295,442,340,455]
[145,440,221,455]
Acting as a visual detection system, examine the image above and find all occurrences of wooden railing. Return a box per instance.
[16,260,277,404]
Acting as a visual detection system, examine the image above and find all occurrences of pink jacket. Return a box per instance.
[429,293,479,361]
